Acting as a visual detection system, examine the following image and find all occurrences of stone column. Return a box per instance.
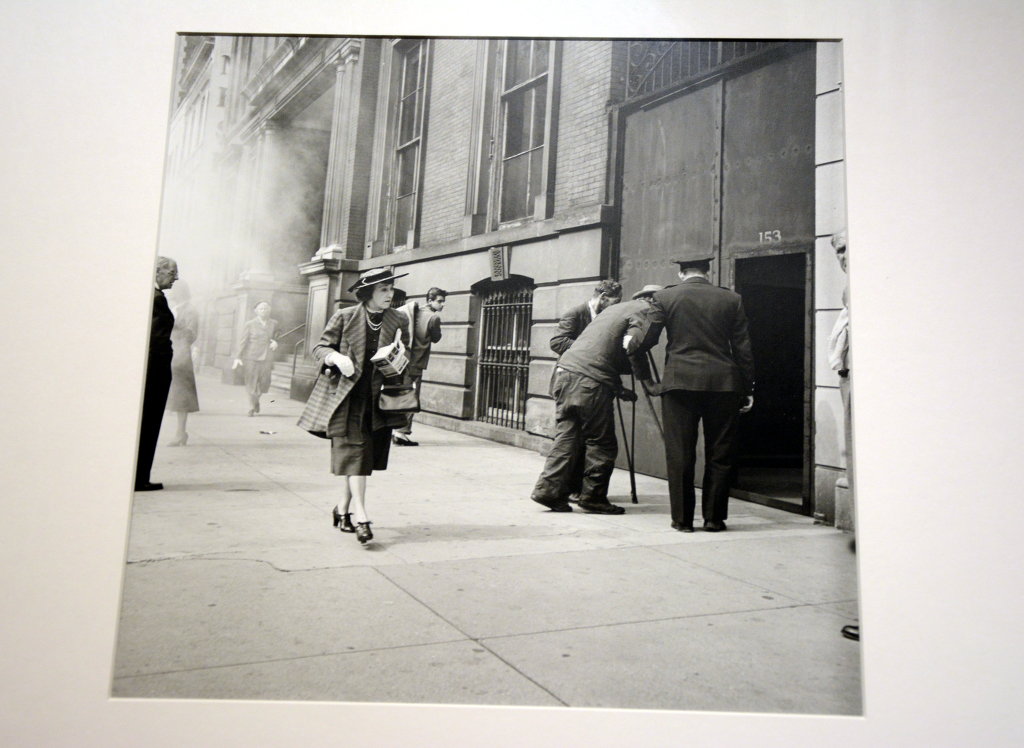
[242,121,280,283]
[317,38,378,261]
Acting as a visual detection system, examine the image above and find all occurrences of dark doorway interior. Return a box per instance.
[732,252,807,510]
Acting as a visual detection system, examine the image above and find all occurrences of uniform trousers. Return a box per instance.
[661,389,743,527]
[533,369,618,502]
[136,353,172,486]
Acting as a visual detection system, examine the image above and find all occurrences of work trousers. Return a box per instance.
[661,389,743,527]
[533,369,618,502]
[136,354,172,485]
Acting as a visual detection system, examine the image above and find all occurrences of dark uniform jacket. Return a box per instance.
[549,302,593,356]
[150,288,175,361]
[297,304,410,438]
[559,299,657,389]
[633,277,754,394]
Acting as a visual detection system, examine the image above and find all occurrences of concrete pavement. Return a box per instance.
[112,373,861,714]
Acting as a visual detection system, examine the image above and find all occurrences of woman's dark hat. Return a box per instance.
[348,267,409,293]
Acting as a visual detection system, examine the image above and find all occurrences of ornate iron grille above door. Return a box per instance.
[626,40,777,101]
[475,280,533,430]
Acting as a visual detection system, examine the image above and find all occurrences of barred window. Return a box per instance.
[475,279,534,430]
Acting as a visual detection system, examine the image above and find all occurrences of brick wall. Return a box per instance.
[417,38,478,247]
[554,40,615,213]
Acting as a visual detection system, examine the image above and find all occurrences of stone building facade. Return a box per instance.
[157,36,851,527]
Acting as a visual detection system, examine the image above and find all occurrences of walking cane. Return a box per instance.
[615,389,638,504]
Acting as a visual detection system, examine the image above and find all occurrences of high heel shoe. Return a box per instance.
[355,521,373,545]
[332,506,355,533]
[168,433,189,447]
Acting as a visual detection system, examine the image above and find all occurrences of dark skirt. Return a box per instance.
[330,429,392,476]
[328,361,393,476]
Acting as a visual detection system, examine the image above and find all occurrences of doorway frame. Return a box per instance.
[726,245,814,515]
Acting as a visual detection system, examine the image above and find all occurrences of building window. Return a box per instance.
[389,39,430,251]
[494,40,559,226]
[474,277,533,430]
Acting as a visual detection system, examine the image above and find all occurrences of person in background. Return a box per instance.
[827,229,859,643]
[234,301,279,417]
[165,280,199,446]
[393,286,446,446]
[297,268,411,546]
[627,256,754,533]
[548,279,622,500]
[531,285,659,515]
[135,255,178,491]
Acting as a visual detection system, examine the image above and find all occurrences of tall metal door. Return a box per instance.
[618,80,723,477]
[617,43,816,501]
[720,45,816,263]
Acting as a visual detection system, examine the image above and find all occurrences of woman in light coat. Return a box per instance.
[297,267,410,545]
[165,280,200,445]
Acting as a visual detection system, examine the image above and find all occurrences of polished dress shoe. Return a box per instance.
[355,521,373,545]
[671,521,694,533]
[703,520,727,532]
[841,624,860,642]
[578,499,625,515]
[531,495,573,512]
[135,481,164,491]
[392,435,418,446]
[332,506,355,533]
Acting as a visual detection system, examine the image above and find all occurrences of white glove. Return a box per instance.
[269,339,278,351]
[232,359,242,369]
[325,351,355,377]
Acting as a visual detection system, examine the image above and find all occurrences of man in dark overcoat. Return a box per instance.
[627,256,754,532]
[547,279,622,501]
[532,285,659,515]
[135,256,178,491]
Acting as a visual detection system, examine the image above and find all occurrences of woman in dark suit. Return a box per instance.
[297,268,410,545]
[234,301,279,416]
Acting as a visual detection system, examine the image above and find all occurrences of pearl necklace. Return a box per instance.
[366,310,384,331]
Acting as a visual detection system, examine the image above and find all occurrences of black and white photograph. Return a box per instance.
[4,0,1024,745]
[112,34,861,713]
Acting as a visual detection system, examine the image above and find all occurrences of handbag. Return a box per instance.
[379,383,420,413]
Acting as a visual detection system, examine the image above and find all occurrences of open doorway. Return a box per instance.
[732,252,810,512]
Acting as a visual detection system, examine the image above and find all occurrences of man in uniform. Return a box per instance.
[135,255,178,491]
[531,285,660,515]
[548,279,622,501]
[627,256,754,532]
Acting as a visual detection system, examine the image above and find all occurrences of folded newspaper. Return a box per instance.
[370,329,408,377]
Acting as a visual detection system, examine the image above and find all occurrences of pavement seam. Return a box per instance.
[371,567,571,706]
[111,637,483,680]
[645,541,860,607]
[474,600,853,641]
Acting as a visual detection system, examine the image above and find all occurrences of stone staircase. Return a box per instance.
[271,354,317,400]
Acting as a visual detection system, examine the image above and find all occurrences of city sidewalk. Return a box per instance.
[112,373,861,714]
